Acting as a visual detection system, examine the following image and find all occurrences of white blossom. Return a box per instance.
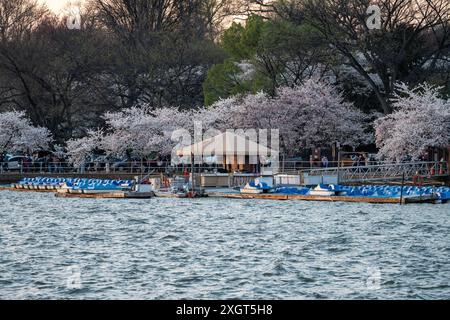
[100,106,192,158]
[0,111,52,155]
[375,82,450,162]
[66,129,104,166]
[235,60,257,82]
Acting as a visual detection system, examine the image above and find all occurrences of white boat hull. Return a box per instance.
[240,188,263,194]
[310,190,335,196]
[82,189,120,194]
[155,192,188,198]
[68,189,84,194]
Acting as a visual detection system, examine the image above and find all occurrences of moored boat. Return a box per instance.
[309,185,336,197]
[240,180,272,194]
[240,183,264,194]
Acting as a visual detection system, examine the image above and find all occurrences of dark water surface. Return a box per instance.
[0,191,449,299]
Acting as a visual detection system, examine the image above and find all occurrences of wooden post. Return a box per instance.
[191,152,195,193]
[447,147,450,175]
[399,172,405,205]
[337,150,341,185]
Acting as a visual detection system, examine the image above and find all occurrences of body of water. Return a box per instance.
[0,191,449,299]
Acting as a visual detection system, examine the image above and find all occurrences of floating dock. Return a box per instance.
[154,192,189,198]
[0,186,55,193]
[207,191,440,204]
[154,190,208,199]
[55,191,155,199]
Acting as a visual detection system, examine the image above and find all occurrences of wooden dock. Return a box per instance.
[154,192,188,198]
[154,191,208,199]
[55,191,155,199]
[0,186,55,193]
[1,186,155,199]
[207,192,440,204]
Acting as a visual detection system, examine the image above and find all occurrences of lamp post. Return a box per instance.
[336,143,341,185]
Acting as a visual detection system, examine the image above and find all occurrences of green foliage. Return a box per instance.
[221,15,266,60]
[203,14,332,105]
[203,15,278,105]
[203,59,271,106]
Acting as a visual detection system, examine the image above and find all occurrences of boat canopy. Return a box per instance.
[176,132,279,158]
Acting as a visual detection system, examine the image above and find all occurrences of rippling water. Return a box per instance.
[0,190,449,300]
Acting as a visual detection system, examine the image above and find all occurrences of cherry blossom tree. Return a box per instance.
[199,79,374,155]
[66,129,104,166]
[0,110,52,155]
[65,106,194,162]
[272,81,374,153]
[375,83,450,162]
[101,106,192,158]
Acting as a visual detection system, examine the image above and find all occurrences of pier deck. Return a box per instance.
[207,191,439,204]
[0,186,55,192]
[55,191,155,199]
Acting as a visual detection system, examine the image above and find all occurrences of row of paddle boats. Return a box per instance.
[9,177,201,198]
[241,183,450,202]
[12,177,134,194]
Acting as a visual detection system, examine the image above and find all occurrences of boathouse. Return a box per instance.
[175,132,279,173]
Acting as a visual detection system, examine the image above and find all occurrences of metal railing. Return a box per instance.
[0,161,169,175]
[0,161,266,175]
[1,160,449,181]
[0,160,321,175]
[278,160,415,174]
[301,161,449,183]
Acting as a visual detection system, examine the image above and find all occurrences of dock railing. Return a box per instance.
[299,161,449,184]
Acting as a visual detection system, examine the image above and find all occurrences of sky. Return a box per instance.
[40,0,83,13]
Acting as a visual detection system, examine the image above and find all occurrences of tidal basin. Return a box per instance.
[0,191,449,300]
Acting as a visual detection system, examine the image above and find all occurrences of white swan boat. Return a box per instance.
[240,183,264,194]
[309,185,336,197]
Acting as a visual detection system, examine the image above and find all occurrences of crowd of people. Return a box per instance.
[309,153,374,169]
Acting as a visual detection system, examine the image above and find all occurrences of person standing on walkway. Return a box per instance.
[183,169,190,184]
[439,157,446,175]
[321,156,329,168]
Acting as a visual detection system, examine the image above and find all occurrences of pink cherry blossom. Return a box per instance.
[375,83,450,162]
[0,111,52,155]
